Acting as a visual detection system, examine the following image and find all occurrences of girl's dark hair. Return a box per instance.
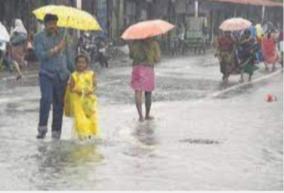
[75,53,90,64]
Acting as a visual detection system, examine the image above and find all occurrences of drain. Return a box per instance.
[179,138,220,145]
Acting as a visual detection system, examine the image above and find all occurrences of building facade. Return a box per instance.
[0,0,282,44]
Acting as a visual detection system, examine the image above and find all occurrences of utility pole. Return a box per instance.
[261,5,265,23]
[76,0,82,43]
[76,0,82,9]
[195,0,199,18]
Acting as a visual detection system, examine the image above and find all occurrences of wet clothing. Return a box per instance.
[146,40,160,65]
[1,43,23,72]
[33,29,73,81]
[129,40,160,66]
[249,26,257,39]
[217,35,235,52]
[10,19,28,65]
[0,49,13,72]
[25,41,37,62]
[261,35,278,64]
[129,40,160,92]
[218,51,237,76]
[38,72,67,135]
[64,71,99,139]
[238,36,258,75]
[33,28,74,137]
[217,35,237,76]
[129,41,148,66]
[10,42,26,67]
[249,26,262,63]
[131,64,155,92]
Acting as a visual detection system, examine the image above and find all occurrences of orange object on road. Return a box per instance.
[121,19,175,40]
[266,94,277,102]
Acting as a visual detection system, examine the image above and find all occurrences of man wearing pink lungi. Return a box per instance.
[129,38,160,122]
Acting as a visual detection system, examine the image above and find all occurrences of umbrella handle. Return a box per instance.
[63,16,70,39]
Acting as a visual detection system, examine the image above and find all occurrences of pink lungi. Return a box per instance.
[131,64,155,92]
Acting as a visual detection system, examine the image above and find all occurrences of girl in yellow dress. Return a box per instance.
[64,54,99,140]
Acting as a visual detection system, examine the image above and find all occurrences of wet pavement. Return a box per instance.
[0,54,283,190]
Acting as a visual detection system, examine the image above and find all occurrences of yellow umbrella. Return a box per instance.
[255,24,264,38]
[33,5,102,31]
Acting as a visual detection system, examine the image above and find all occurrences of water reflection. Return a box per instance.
[36,140,103,168]
[133,121,158,146]
[34,140,103,190]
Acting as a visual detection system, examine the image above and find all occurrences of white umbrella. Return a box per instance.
[219,18,252,31]
[0,22,10,42]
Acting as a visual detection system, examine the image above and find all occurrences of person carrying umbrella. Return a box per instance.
[32,5,102,139]
[216,31,236,84]
[122,20,173,122]
[33,13,74,139]
[218,17,256,83]
[129,38,160,122]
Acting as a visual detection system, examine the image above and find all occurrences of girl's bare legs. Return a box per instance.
[13,61,22,80]
[135,90,144,122]
[145,91,154,120]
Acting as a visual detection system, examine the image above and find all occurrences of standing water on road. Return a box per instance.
[0,55,282,190]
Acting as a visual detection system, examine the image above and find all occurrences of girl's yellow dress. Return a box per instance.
[64,70,99,139]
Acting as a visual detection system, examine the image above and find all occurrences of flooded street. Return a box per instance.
[0,54,283,190]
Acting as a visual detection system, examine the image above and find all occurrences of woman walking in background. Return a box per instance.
[0,42,22,79]
[216,31,237,84]
[10,19,28,69]
[129,38,160,122]
[238,30,258,82]
[262,31,279,72]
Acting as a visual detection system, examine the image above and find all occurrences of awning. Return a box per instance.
[209,0,283,7]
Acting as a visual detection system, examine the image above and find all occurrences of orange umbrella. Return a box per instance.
[219,17,252,31]
[121,19,175,40]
